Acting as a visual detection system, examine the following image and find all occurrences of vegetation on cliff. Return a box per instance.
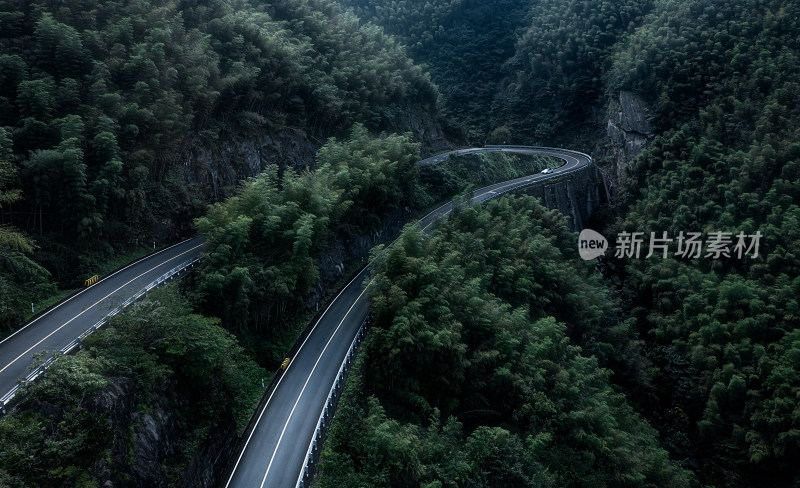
[2,0,800,486]
[603,0,800,484]
[338,0,651,142]
[321,0,800,486]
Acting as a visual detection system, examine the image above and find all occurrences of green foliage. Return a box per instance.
[339,0,531,141]
[347,0,800,483]
[317,196,693,487]
[195,127,420,342]
[86,287,265,427]
[341,0,650,141]
[599,1,800,485]
[417,151,558,205]
[0,353,113,487]
[0,125,56,337]
[605,0,800,133]
[501,0,651,140]
[0,0,437,245]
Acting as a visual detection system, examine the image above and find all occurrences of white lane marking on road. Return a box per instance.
[258,277,376,488]
[0,238,198,348]
[0,243,204,375]
[224,266,371,488]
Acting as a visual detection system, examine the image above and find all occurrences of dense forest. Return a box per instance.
[191,126,423,357]
[338,0,650,142]
[0,0,439,337]
[192,126,554,359]
[0,287,264,487]
[604,0,800,485]
[338,0,531,141]
[317,197,694,487]
[1,0,799,486]
[1,123,552,484]
[316,0,800,487]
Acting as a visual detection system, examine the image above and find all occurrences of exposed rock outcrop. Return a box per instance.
[180,106,447,206]
[309,207,409,308]
[398,104,450,154]
[602,91,654,193]
[182,130,319,203]
[522,162,604,232]
[81,378,225,488]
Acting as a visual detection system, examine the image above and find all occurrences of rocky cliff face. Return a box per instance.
[395,103,451,155]
[521,162,605,232]
[309,206,409,308]
[82,378,209,488]
[180,105,448,205]
[600,91,654,195]
[181,129,320,203]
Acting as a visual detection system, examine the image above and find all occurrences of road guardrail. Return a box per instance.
[0,256,201,414]
[295,319,367,488]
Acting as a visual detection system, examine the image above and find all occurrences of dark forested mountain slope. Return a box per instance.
[338,0,531,141]
[316,197,695,488]
[605,0,800,485]
[0,0,435,242]
[503,0,651,141]
[338,0,651,142]
[1,0,799,486]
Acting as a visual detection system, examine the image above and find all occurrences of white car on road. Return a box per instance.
[541,168,554,174]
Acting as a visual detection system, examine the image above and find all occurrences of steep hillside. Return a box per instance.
[316,196,694,488]
[338,0,651,142]
[338,0,530,141]
[605,0,800,485]
[2,0,799,486]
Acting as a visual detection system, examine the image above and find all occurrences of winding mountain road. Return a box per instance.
[224,146,592,488]
[0,146,590,486]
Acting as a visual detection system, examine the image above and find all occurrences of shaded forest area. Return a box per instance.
[320,0,800,487]
[605,0,800,484]
[0,287,264,487]
[1,121,552,485]
[191,126,423,357]
[338,0,650,142]
[192,127,553,361]
[0,0,799,487]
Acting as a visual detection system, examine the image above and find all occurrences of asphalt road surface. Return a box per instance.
[225,146,591,488]
[0,237,205,405]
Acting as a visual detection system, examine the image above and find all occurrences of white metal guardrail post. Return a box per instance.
[0,257,201,410]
